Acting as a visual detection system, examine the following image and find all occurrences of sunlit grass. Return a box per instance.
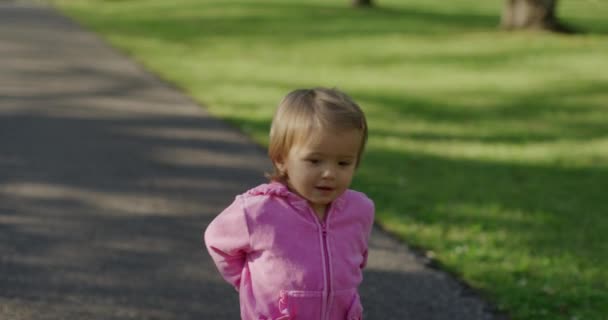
[53,0,608,319]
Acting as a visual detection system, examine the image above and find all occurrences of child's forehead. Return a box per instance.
[292,129,362,154]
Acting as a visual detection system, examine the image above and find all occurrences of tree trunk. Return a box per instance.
[501,0,571,32]
[352,0,373,8]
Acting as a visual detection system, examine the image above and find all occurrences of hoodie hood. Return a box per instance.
[246,182,346,215]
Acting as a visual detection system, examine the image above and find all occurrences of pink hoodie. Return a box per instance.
[204,182,374,320]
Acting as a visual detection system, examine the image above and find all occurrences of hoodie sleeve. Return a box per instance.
[360,197,375,270]
[204,196,251,291]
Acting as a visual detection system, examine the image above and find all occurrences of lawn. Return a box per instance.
[51,0,608,319]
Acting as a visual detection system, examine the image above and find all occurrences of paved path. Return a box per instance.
[0,1,504,319]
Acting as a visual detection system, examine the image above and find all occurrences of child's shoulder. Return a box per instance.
[339,189,375,225]
[231,182,306,222]
[240,182,289,200]
[342,189,375,209]
[235,182,293,209]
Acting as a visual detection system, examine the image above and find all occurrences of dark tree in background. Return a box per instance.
[501,0,572,32]
[352,0,373,8]
[350,0,574,32]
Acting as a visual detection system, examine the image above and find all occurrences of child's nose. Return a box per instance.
[321,166,335,178]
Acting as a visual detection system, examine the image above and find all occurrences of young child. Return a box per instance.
[204,87,374,320]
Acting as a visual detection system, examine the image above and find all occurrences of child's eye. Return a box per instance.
[307,159,320,165]
[339,161,352,166]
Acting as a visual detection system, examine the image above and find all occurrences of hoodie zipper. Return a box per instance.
[312,209,332,320]
[322,223,333,320]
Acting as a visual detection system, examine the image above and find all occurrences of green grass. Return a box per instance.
[52,0,608,319]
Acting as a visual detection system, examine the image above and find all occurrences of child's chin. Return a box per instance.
[310,196,332,205]
[317,197,335,205]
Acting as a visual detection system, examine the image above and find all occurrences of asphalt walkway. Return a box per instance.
[0,1,504,319]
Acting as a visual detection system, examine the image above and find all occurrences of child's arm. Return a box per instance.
[204,196,251,291]
[359,198,375,270]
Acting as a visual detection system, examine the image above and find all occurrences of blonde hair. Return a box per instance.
[267,87,368,182]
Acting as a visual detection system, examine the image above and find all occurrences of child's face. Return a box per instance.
[276,129,362,217]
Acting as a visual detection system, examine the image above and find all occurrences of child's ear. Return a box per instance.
[274,159,286,172]
[274,156,287,174]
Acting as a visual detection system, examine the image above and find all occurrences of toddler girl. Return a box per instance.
[204,87,374,320]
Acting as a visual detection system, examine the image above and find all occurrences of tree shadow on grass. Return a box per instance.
[354,146,608,318]
[62,0,608,48]
[355,80,608,145]
[66,1,499,44]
